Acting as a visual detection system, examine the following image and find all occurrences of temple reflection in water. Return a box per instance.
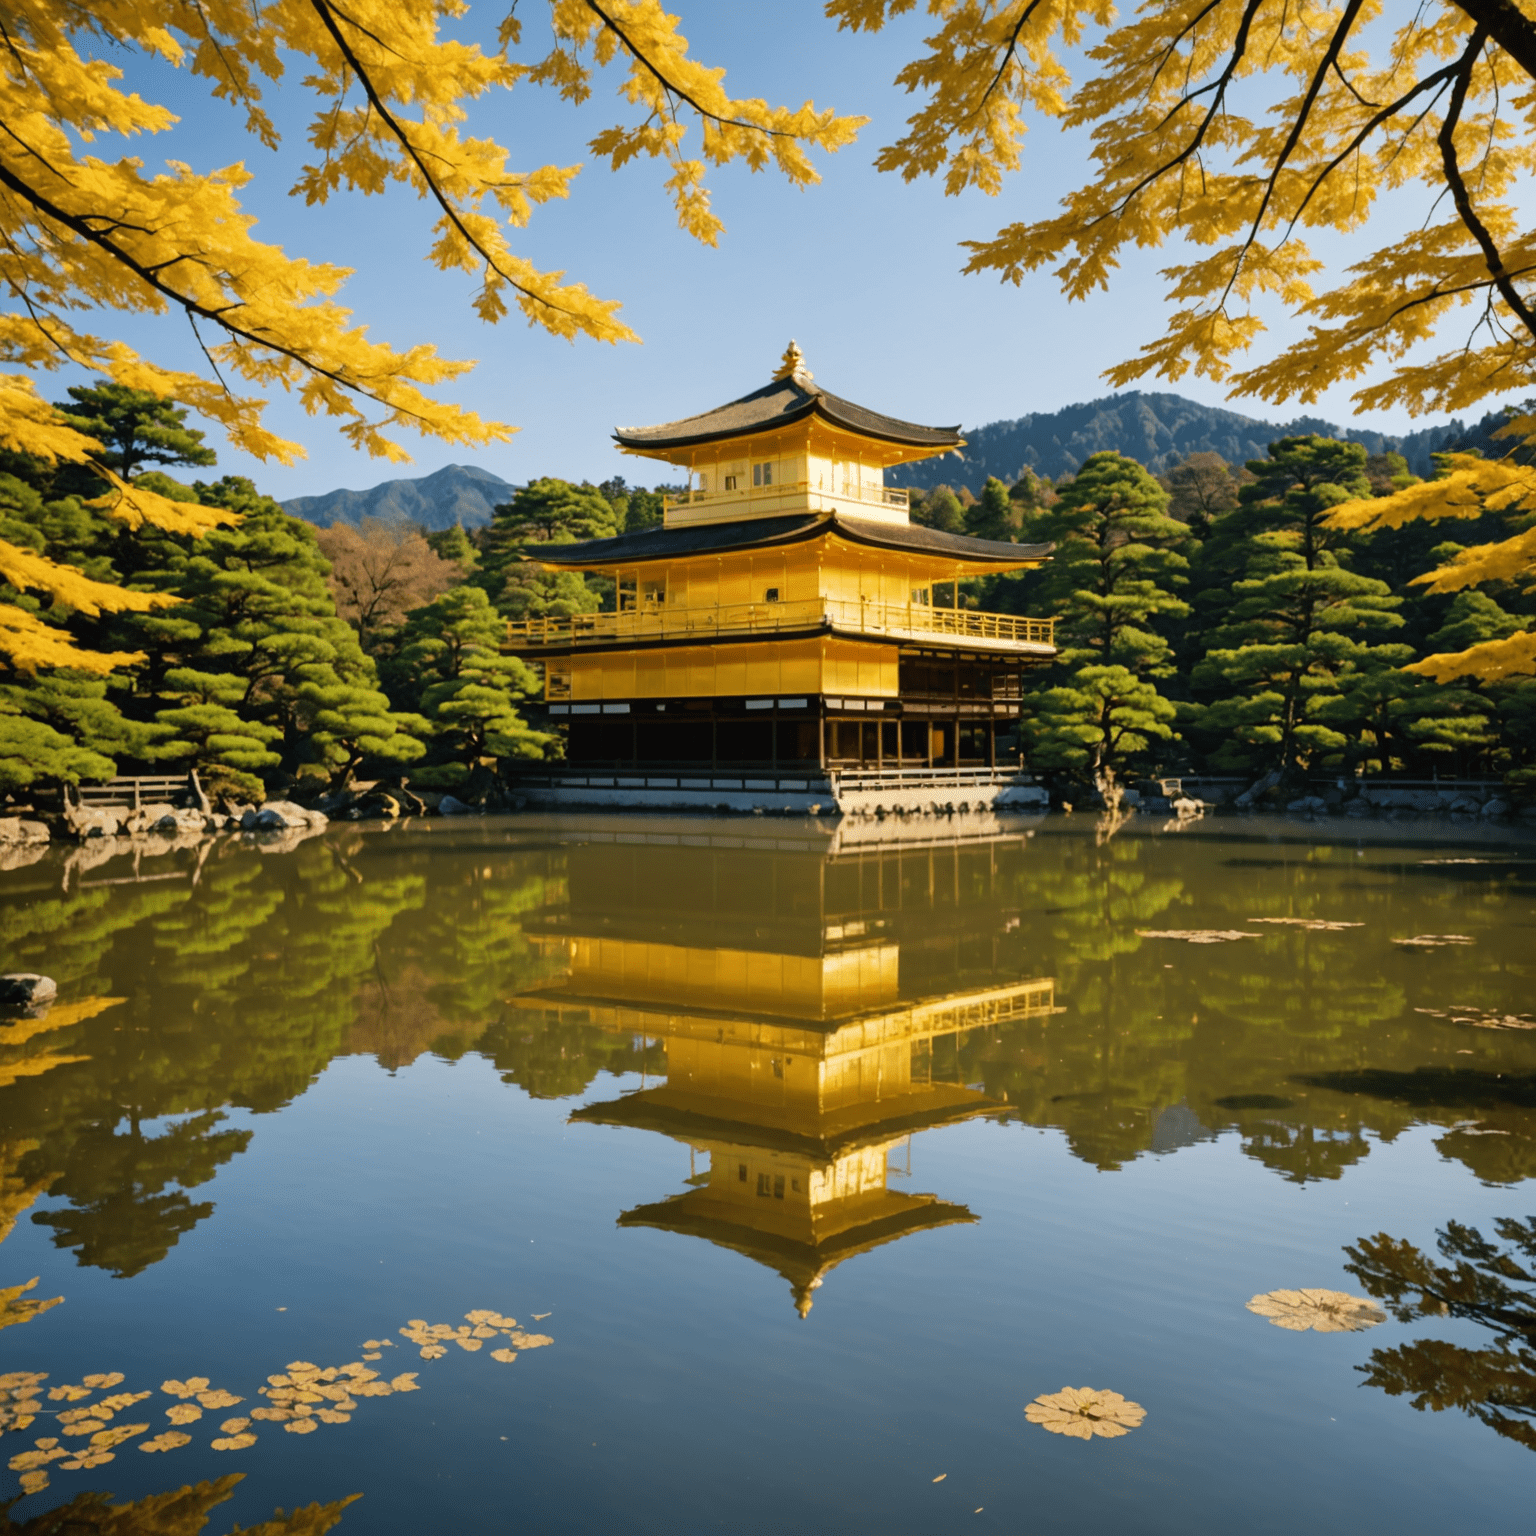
[514,816,1055,1314]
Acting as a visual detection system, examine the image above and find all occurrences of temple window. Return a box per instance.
[752,461,774,487]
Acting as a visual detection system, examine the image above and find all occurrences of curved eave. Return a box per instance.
[525,513,1053,575]
[614,391,963,459]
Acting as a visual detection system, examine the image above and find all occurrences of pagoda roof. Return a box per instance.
[530,511,1050,569]
[616,1191,975,1316]
[614,373,963,454]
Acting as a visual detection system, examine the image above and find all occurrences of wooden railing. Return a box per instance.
[505,599,1055,652]
[665,479,910,515]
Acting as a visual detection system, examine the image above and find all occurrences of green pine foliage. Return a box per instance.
[964,477,1015,542]
[52,383,218,481]
[478,477,619,620]
[387,586,552,788]
[1023,451,1191,676]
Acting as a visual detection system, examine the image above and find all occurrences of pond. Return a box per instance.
[1,810,1534,1534]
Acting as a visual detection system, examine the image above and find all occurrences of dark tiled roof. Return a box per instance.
[530,511,1051,568]
[614,375,963,452]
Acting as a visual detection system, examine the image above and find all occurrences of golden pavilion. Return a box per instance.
[504,345,1057,815]
[513,829,1057,1315]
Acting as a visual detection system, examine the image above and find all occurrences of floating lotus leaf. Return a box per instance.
[0,1373,45,1392]
[249,1407,292,1421]
[8,1441,67,1470]
[219,1418,250,1434]
[1246,1288,1385,1332]
[455,1337,483,1352]
[1025,1387,1146,1440]
[283,1418,318,1435]
[165,1404,202,1424]
[1247,918,1364,930]
[317,1409,351,1424]
[98,1392,151,1413]
[48,1384,93,1402]
[160,1378,210,1398]
[506,1333,553,1349]
[1136,929,1259,944]
[82,1374,124,1391]
[349,1380,392,1398]
[60,1417,108,1437]
[1393,934,1475,948]
[197,1389,243,1410]
[417,1344,447,1360]
[1415,1005,1536,1032]
[490,1349,518,1364]
[18,1469,48,1494]
[211,1431,257,1450]
[531,1314,551,1322]
[140,1431,191,1452]
[362,1352,381,1361]
[389,1374,419,1393]
[471,1326,498,1339]
[59,1448,113,1469]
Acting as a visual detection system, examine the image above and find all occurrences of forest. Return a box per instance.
[0,385,1532,806]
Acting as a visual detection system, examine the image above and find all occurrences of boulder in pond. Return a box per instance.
[245,800,329,831]
[439,794,473,816]
[0,817,49,845]
[0,973,56,1009]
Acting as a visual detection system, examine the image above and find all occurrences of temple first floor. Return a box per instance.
[531,643,1044,771]
[544,693,1021,770]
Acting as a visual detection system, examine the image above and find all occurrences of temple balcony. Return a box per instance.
[663,479,912,528]
[504,597,1056,658]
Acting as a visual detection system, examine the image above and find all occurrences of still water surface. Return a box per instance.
[2,812,1535,1533]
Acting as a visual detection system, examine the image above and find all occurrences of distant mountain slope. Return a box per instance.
[282,463,513,530]
[892,391,1472,492]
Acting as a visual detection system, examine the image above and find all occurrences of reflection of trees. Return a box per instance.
[0,1474,356,1534]
[955,835,1536,1184]
[1,835,562,1278]
[477,1011,659,1100]
[29,1111,251,1278]
[1346,1217,1536,1452]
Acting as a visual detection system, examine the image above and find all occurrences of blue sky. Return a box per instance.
[82,3,1484,500]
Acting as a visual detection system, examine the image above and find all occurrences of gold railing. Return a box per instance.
[505,598,1055,651]
[664,479,910,514]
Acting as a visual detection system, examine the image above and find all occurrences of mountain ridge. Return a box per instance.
[889,390,1475,492]
[282,462,514,531]
[279,392,1511,523]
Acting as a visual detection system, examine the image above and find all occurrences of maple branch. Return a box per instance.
[1437,25,1536,342]
[1218,0,1370,308]
[579,0,799,141]
[1453,0,1536,81]
[308,0,589,326]
[0,159,439,429]
[961,0,1048,124]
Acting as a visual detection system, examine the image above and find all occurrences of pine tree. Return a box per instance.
[1023,665,1177,793]
[110,477,425,785]
[1187,438,1408,778]
[478,479,617,620]
[964,477,1015,541]
[912,486,965,533]
[389,586,551,787]
[51,384,217,482]
[1022,452,1190,676]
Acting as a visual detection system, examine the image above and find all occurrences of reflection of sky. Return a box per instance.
[11,1060,1531,1535]
[64,2,1515,500]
